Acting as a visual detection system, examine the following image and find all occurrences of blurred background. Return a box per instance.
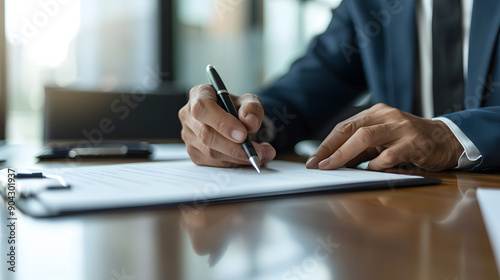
[1,0,341,144]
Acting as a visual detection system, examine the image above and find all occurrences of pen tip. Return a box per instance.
[249,156,261,173]
[206,64,214,72]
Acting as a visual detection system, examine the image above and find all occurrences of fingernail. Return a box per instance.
[245,114,259,128]
[318,159,329,169]
[231,130,246,142]
[306,156,319,168]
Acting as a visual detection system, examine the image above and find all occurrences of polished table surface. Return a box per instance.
[1,143,499,280]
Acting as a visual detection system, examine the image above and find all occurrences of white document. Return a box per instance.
[6,160,435,216]
[477,188,500,272]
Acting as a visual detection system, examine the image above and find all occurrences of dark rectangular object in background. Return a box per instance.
[44,87,186,142]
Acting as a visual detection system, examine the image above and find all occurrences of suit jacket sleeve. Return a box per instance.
[442,107,500,171]
[258,3,367,151]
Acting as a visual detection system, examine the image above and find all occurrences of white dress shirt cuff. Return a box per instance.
[432,117,482,169]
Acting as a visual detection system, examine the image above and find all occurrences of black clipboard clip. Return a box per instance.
[1,171,71,199]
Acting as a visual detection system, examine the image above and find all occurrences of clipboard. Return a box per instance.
[1,161,442,217]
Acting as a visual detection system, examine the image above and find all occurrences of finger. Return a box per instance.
[187,145,247,168]
[183,124,249,164]
[367,143,409,171]
[258,142,277,165]
[318,122,403,170]
[190,143,275,168]
[339,103,403,125]
[306,104,405,169]
[196,122,248,160]
[306,109,386,169]
[190,113,276,163]
[190,84,248,143]
[344,147,379,168]
[236,94,264,133]
[185,123,276,167]
[376,145,386,154]
[306,115,371,168]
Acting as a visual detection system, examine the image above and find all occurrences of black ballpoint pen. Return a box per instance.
[206,65,261,173]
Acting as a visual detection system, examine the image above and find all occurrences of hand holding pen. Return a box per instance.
[178,66,276,169]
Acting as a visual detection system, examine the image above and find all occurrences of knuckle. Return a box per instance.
[239,94,263,114]
[189,84,211,99]
[178,105,187,122]
[245,101,264,115]
[372,103,385,109]
[205,147,220,159]
[199,125,214,146]
[334,121,356,135]
[191,157,203,166]
[241,93,254,99]
[180,128,188,143]
[400,119,413,128]
[188,86,197,98]
[228,144,244,158]
[190,99,205,120]
[213,114,229,132]
[186,146,202,165]
[241,93,261,104]
[333,148,346,160]
[188,85,201,99]
[386,108,403,118]
[372,103,387,110]
[356,127,376,143]
[191,98,214,121]
[186,145,195,156]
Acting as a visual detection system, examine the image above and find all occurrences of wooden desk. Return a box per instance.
[1,144,499,280]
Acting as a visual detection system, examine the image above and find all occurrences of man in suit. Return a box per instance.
[178,0,500,172]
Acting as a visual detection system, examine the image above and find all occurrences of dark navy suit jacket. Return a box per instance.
[259,0,500,171]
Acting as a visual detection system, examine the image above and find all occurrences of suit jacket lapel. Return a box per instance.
[465,0,500,109]
[384,0,417,112]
